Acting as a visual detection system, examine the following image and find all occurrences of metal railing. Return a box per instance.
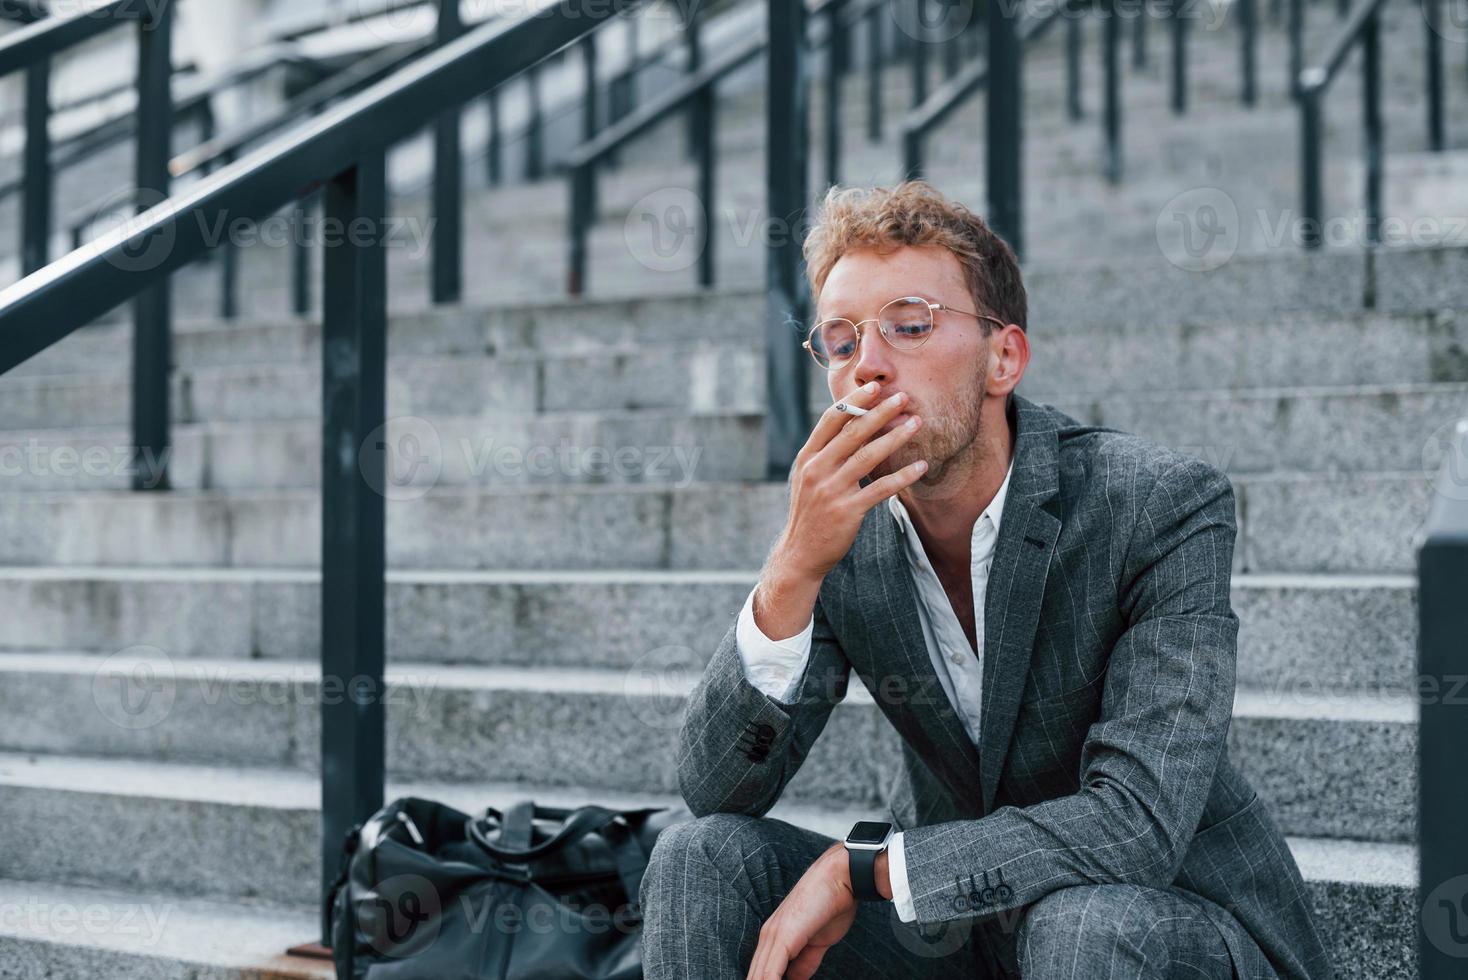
[0,0,169,277]
[559,0,874,297]
[1418,417,1468,980]
[563,29,764,295]
[0,0,173,490]
[1297,0,1449,247]
[898,4,1066,184]
[0,1,646,961]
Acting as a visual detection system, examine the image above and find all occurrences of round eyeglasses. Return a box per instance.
[802,295,1006,370]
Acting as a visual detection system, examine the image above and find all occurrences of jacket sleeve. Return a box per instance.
[676,583,852,818]
[897,456,1240,924]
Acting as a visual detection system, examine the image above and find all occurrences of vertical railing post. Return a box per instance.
[866,2,883,141]
[1240,0,1257,105]
[694,80,717,289]
[1418,422,1468,980]
[1104,0,1122,183]
[21,61,50,275]
[1425,0,1444,152]
[432,0,463,304]
[291,193,314,317]
[220,147,239,320]
[766,0,810,478]
[910,0,928,108]
[567,162,594,296]
[1361,7,1381,247]
[1131,1,1147,68]
[682,4,700,160]
[1288,0,1304,99]
[1299,79,1323,248]
[1171,0,1188,114]
[944,1,963,78]
[132,0,173,492]
[485,88,502,186]
[989,0,1023,255]
[318,150,388,952]
[1066,5,1084,121]
[526,61,544,180]
[825,0,846,189]
[583,33,600,147]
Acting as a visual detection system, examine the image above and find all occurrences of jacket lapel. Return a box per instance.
[978,396,1061,813]
[854,395,1062,818]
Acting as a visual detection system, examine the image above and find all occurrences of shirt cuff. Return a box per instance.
[887,831,916,922]
[734,583,814,704]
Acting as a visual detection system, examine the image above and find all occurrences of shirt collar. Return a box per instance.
[888,454,1015,541]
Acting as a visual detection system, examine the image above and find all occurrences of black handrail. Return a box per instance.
[1418,417,1468,980]
[1296,0,1446,247]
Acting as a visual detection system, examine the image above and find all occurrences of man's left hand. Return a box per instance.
[745,841,869,980]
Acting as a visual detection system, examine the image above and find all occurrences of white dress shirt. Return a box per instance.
[734,458,1014,922]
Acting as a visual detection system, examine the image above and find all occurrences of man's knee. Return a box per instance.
[640,812,772,912]
[1014,884,1186,976]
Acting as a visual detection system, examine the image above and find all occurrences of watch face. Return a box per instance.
[846,821,891,846]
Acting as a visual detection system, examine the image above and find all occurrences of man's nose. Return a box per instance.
[851,322,896,385]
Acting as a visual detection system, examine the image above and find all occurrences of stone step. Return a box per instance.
[0,409,758,492]
[0,470,1433,573]
[0,380,1458,492]
[1018,382,1468,475]
[0,653,1418,844]
[0,877,328,980]
[0,751,1426,979]
[9,310,1466,429]
[64,238,1468,357]
[0,753,1417,978]
[0,567,1416,698]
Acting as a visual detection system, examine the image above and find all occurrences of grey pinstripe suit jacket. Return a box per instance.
[676,393,1335,980]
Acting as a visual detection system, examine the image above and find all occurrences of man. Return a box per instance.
[639,181,1334,980]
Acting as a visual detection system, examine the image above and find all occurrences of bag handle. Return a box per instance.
[468,801,661,917]
[469,803,628,862]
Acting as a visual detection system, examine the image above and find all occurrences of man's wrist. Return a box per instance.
[875,848,893,901]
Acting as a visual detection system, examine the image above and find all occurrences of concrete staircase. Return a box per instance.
[2,1,1466,977]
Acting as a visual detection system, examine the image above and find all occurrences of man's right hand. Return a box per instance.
[753,381,927,640]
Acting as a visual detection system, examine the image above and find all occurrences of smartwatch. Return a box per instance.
[843,820,893,901]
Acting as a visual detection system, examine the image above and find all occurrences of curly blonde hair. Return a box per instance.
[802,180,1027,332]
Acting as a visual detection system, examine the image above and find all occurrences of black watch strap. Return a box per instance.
[848,845,882,901]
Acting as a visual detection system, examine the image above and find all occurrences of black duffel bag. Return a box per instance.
[329,795,693,979]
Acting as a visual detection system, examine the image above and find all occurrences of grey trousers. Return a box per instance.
[639,813,1243,980]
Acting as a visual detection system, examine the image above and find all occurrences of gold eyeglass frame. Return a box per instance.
[801,295,1007,370]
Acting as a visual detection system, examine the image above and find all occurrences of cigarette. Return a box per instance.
[832,400,869,417]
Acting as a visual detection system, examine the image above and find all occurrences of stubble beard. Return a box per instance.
[869,360,990,499]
